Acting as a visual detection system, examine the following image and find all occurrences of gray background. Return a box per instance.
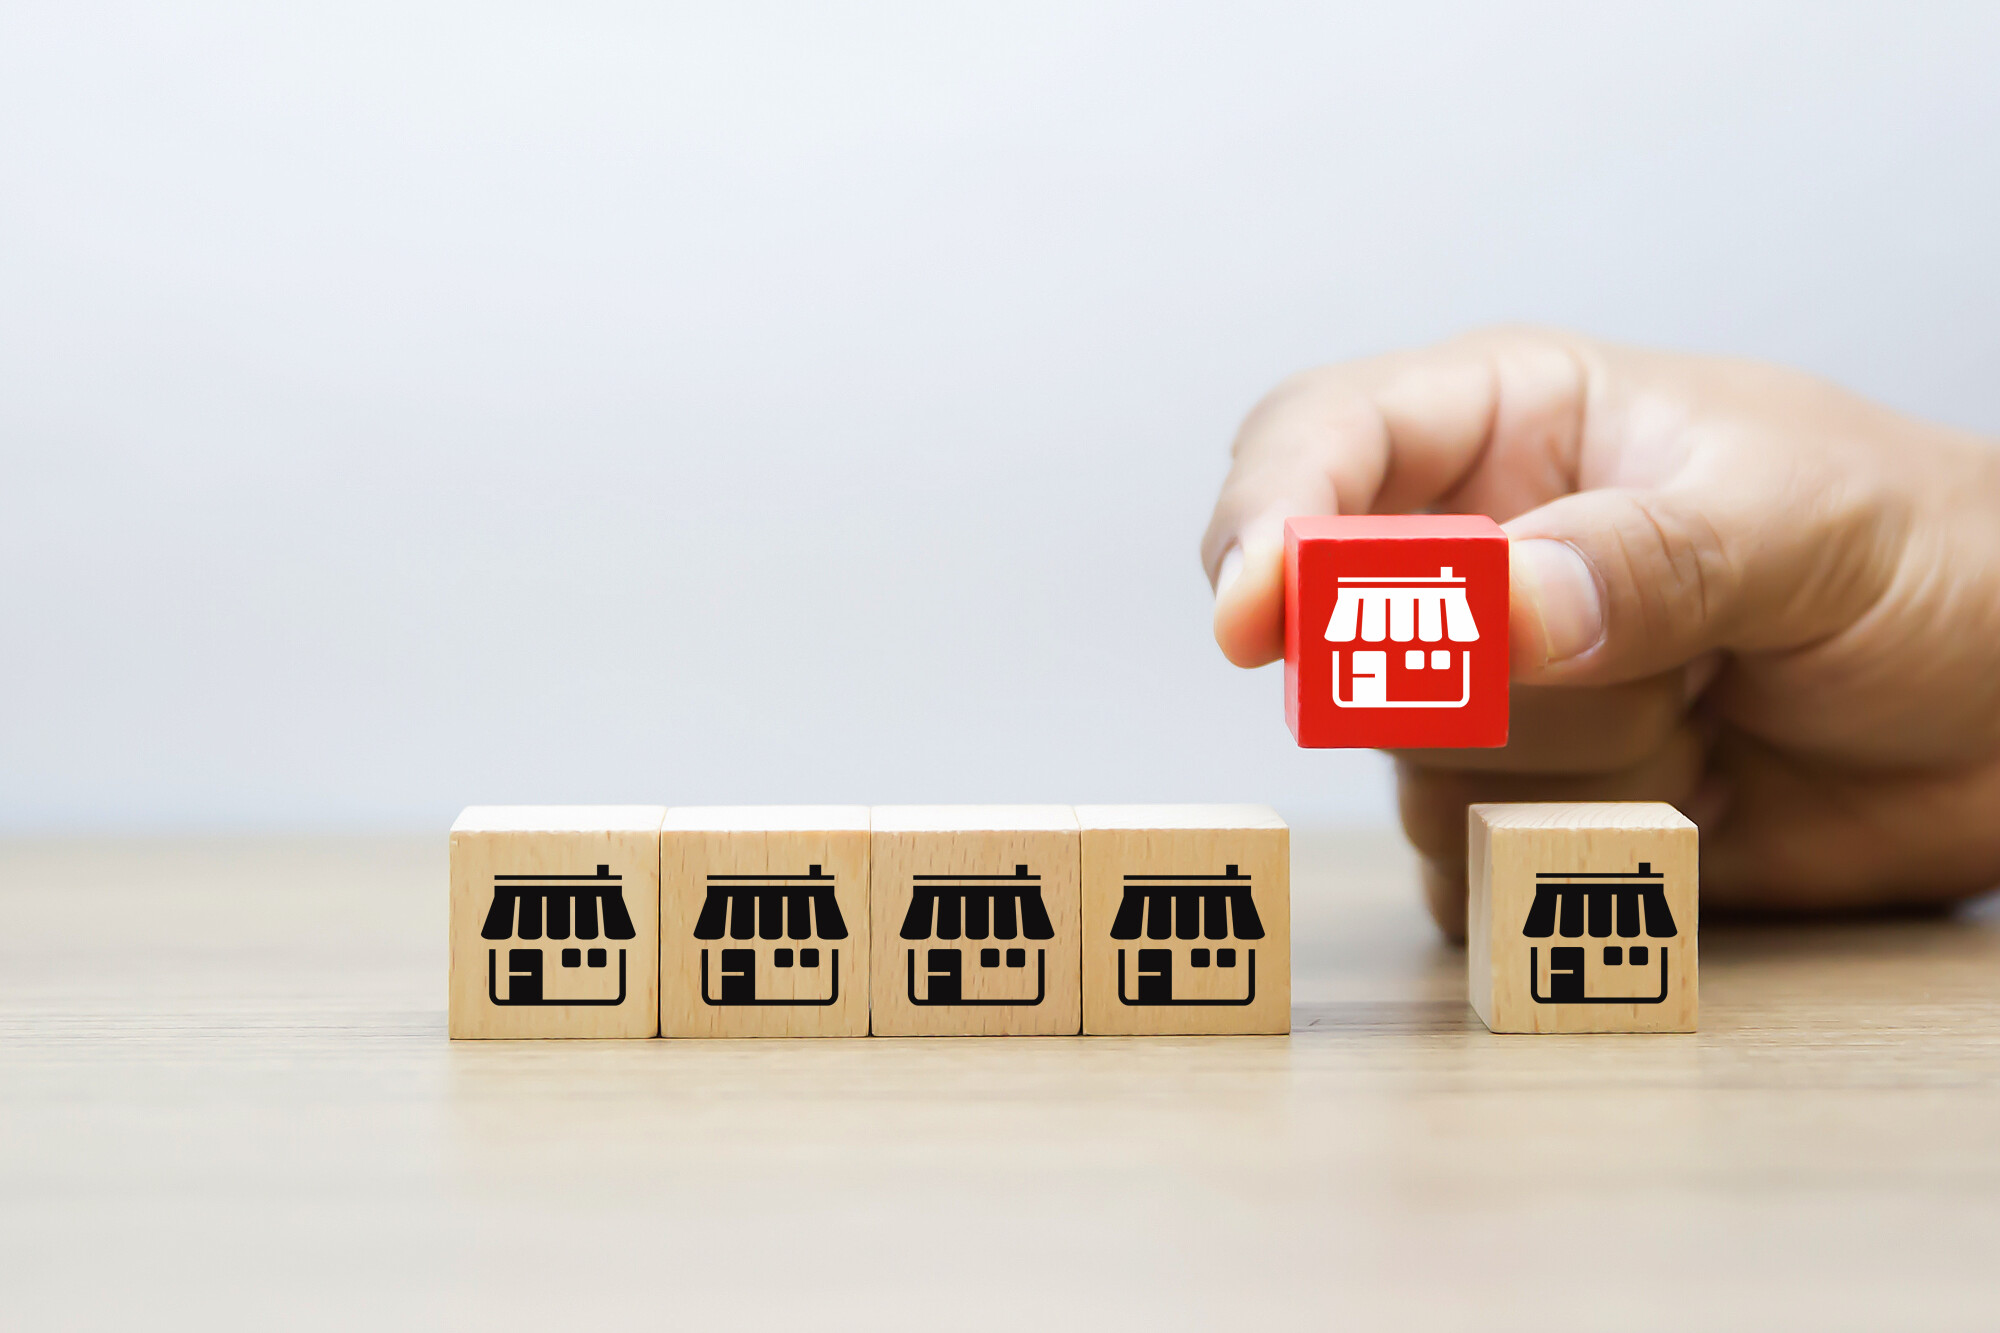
[5,2,1997,832]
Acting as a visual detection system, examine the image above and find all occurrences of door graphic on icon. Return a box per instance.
[1109,864,1264,1006]
[482,865,635,1006]
[1525,861,1679,1005]
[692,864,847,1006]
[900,865,1052,1006]
[1326,566,1481,709]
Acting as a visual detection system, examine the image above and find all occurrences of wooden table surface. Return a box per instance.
[4,832,1999,1331]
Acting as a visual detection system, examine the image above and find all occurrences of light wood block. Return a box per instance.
[869,805,1080,1036]
[448,805,664,1039]
[1077,805,1290,1035]
[1468,802,1697,1034]
[660,807,870,1038]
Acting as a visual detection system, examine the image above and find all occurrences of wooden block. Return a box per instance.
[1077,805,1290,1036]
[448,806,664,1039]
[659,807,870,1038]
[1284,514,1510,749]
[1468,802,1697,1034]
[869,806,1080,1036]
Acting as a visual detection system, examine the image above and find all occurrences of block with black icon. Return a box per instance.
[1077,805,1290,1035]
[448,806,664,1039]
[869,806,1081,1036]
[1468,802,1698,1034]
[660,806,870,1037]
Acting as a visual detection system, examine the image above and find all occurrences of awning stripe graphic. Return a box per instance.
[1324,586,1480,644]
[691,884,848,941]
[1522,884,1677,940]
[1108,884,1265,941]
[899,886,1054,941]
[481,886,637,942]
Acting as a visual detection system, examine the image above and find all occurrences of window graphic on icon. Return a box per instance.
[692,864,847,1007]
[1525,861,1679,1005]
[482,864,635,1006]
[899,864,1052,1006]
[1325,566,1481,709]
[1108,864,1264,1006]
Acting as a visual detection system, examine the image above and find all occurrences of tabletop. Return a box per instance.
[4,831,1998,1331]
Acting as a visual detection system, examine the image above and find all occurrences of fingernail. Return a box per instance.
[1515,539,1603,664]
[1214,544,1244,600]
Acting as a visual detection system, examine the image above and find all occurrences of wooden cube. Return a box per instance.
[869,806,1081,1036]
[1468,802,1697,1034]
[660,806,870,1038]
[1077,804,1290,1036]
[448,806,664,1039]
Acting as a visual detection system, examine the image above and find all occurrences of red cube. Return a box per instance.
[1284,515,1510,749]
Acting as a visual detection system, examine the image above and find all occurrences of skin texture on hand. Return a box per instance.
[1202,329,2000,939]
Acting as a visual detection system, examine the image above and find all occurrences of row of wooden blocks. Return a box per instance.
[449,804,1291,1038]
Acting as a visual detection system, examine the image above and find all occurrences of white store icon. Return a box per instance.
[1324,566,1482,709]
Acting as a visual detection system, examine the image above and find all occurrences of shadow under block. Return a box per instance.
[869,806,1081,1036]
[1468,802,1697,1034]
[660,807,870,1038]
[449,806,664,1039]
[1077,805,1290,1035]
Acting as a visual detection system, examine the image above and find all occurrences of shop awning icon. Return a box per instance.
[1109,866,1264,1007]
[1325,569,1481,645]
[481,866,637,942]
[899,866,1055,942]
[693,866,847,1008]
[900,866,1052,1007]
[481,865,634,1007]
[1525,862,1678,1006]
[1325,566,1480,708]
[693,869,848,942]
[1108,875,1265,941]
[1522,865,1679,940]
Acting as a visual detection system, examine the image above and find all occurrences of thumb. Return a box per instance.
[1504,485,1887,685]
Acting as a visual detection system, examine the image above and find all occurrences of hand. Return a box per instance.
[1201,329,2000,937]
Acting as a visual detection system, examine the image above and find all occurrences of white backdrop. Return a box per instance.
[5,3,1998,831]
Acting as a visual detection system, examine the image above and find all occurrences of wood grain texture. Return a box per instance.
[449,805,663,1038]
[1077,804,1289,1035]
[660,807,869,1037]
[1470,801,1698,1033]
[869,805,1080,1036]
[4,833,2000,1327]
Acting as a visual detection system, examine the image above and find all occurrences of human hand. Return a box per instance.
[1201,329,2000,937]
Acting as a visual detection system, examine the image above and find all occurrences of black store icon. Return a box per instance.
[483,865,635,1006]
[900,865,1053,1006]
[1526,861,1679,1005]
[1111,865,1265,1006]
[693,865,847,1007]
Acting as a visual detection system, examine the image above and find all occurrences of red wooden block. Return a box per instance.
[1285,515,1509,749]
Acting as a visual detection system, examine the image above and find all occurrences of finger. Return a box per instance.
[1504,368,1909,684]
[1201,329,1594,667]
[1396,722,1710,938]
[1392,673,1686,775]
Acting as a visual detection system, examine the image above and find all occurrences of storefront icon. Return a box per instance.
[692,864,847,1007]
[900,865,1052,1006]
[1325,566,1482,709]
[1110,865,1264,1006]
[1525,862,1679,1005]
[482,865,635,1006]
